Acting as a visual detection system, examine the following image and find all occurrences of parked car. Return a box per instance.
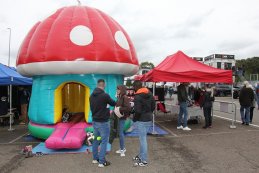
[214,85,232,97]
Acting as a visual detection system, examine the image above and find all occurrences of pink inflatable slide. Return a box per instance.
[45,122,89,149]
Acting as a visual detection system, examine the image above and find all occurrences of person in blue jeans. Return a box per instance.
[256,82,259,110]
[114,85,131,157]
[132,80,155,167]
[90,79,116,168]
[177,83,191,131]
[239,81,254,125]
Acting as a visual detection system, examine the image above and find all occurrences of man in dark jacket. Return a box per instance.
[132,80,155,167]
[90,79,116,168]
[200,86,215,129]
[239,81,254,125]
[177,83,191,131]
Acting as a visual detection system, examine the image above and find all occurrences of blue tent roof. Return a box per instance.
[0,63,32,85]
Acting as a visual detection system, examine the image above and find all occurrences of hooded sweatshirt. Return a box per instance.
[133,87,155,122]
[90,87,116,122]
[116,85,131,119]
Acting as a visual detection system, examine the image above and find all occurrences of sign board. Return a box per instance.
[215,54,235,59]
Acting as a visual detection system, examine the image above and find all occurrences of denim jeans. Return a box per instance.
[92,121,110,164]
[240,106,250,124]
[136,121,152,162]
[178,102,188,127]
[118,119,126,150]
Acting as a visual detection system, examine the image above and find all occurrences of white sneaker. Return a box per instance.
[92,160,99,164]
[98,161,111,168]
[177,125,183,130]
[116,148,126,154]
[183,127,191,131]
[120,151,125,157]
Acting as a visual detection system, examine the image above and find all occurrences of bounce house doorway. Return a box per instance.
[54,82,90,123]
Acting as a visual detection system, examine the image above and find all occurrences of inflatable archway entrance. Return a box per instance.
[54,82,90,123]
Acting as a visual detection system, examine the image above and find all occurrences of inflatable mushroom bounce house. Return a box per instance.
[16,5,139,149]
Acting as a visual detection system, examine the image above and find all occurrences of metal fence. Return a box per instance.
[212,100,237,128]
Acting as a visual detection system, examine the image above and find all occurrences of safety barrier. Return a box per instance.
[212,100,237,128]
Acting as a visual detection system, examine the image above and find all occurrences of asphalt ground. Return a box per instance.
[0,97,259,173]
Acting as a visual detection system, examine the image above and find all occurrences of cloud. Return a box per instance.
[217,39,256,52]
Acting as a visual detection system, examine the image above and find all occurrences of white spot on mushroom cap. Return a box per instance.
[115,31,130,50]
[70,25,93,46]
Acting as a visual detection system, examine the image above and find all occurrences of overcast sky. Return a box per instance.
[0,0,259,67]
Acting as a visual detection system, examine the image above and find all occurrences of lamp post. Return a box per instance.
[7,27,14,131]
[7,28,11,66]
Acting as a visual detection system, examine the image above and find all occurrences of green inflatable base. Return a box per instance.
[29,119,133,140]
[28,123,55,140]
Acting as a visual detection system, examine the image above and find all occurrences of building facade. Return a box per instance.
[204,54,235,70]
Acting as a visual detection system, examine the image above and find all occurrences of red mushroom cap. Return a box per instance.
[17,6,139,76]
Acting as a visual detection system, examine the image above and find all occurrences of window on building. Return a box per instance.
[224,63,232,70]
[226,63,232,70]
[142,70,149,75]
[217,62,221,69]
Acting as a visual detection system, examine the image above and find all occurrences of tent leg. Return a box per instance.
[152,82,157,135]
[8,84,14,131]
[230,84,236,129]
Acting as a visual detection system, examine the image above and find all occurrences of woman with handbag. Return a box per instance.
[114,85,131,157]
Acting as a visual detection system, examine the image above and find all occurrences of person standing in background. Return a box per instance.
[200,85,215,129]
[177,82,191,131]
[248,84,257,123]
[19,87,30,125]
[256,82,259,110]
[239,81,254,125]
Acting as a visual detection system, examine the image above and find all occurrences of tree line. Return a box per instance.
[236,57,259,77]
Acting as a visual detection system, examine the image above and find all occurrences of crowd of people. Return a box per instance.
[171,81,259,129]
[175,83,215,130]
[90,79,155,168]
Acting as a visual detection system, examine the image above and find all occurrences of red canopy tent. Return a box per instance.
[138,51,232,83]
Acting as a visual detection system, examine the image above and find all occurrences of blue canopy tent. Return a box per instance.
[0,63,32,130]
[0,63,32,85]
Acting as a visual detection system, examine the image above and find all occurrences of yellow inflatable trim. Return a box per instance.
[54,82,90,123]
